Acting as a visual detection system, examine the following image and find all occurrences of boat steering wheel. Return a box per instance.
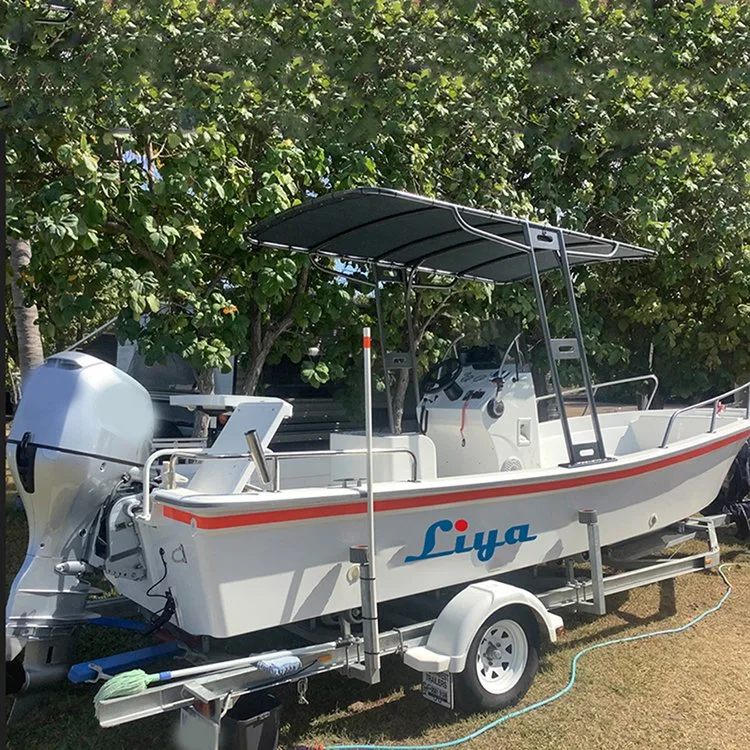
[421,357,463,395]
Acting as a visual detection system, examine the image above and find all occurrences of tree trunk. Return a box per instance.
[238,333,277,395]
[237,261,312,396]
[391,368,410,434]
[239,356,265,396]
[8,239,44,386]
[191,367,215,438]
[238,310,272,395]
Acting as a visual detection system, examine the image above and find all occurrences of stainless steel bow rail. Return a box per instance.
[536,373,660,414]
[660,380,750,449]
[139,445,419,520]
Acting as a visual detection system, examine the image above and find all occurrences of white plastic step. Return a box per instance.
[403,646,451,673]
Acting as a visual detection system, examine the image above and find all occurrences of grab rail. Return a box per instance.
[138,446,419,521]
[499,333,524,377]
[536,374,660,414]
[660,381,750,449]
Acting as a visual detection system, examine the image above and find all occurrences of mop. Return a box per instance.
[94,653,303,704]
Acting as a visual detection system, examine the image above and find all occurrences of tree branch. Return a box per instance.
[204,258,233,298]
[152,137,169,160]
[5,313,18,361]
[269,259,311,339]
[145,136,155,192]
[101,220,170,271]
[417,289,460,345]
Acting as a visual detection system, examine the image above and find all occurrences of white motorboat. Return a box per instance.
[6,187,749,683]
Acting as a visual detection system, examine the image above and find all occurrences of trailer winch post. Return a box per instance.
[350,327,381,683]
[577,509,607,615]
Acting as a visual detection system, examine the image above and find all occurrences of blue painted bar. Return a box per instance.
[67,641,185,683]
[85,616,151,633]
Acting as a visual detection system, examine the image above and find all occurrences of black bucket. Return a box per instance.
[219,693,281,750]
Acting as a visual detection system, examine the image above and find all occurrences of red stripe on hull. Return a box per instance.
[160,428,750,530]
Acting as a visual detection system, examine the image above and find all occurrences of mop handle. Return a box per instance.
[153,640,338,682]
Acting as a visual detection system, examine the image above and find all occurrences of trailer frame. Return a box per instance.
[91,512,726,746]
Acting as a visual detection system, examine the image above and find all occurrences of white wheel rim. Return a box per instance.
[475,619,528,694]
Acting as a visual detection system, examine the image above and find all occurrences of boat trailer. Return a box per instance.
[52,511,730,749]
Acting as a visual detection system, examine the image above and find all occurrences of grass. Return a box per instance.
[5,478,750,750]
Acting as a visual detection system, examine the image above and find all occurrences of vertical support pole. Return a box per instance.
[553,230,607,461]
[579,509,606,615]
[404,269,421,420]
[709,400,719,433]
[373,265,395,434]
[357,327,381,682]
[522,224,576,466]
[564,558,576,587]
[349,547,381,683]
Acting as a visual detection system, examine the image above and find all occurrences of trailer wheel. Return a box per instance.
[456,605,539,712]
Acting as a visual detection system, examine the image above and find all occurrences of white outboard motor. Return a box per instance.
[5,352,154,679]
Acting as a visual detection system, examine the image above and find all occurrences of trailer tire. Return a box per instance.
[456,605,539,712]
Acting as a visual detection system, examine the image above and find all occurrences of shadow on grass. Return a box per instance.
[279,661,468,746]
[547,576,713,651]
[276,577,684,746]
[715,526,750,560]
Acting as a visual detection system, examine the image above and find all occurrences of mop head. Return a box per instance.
[94,669,159,704]
[257,655,302,677]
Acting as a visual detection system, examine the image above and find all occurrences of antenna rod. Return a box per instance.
[361,326,381,680]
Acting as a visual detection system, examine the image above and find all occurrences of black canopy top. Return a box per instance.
[247,187,656,284]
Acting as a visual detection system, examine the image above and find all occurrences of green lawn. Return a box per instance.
[5,487,750,750]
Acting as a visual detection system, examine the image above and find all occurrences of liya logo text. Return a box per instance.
[404,518,538,564]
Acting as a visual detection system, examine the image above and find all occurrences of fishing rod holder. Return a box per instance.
[348,545,381,684]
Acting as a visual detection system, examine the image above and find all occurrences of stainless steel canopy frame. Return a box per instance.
[451,209,606,465]
[247,187,657,467]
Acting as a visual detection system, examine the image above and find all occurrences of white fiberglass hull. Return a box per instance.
[121,422,750,638]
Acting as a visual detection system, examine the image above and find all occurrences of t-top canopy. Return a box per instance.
[247,187,656,284]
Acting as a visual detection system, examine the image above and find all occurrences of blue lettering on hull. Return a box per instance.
[404,518,538,564]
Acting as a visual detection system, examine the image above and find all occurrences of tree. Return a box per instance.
[3,0,530,400]
[7,239,44,385]
[4,2,336,400]
[512,0,750,400]
[4,0,748,413]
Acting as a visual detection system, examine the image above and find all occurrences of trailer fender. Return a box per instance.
[403,580,564,673]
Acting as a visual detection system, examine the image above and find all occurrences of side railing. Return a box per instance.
[536,374,660,415]
[138,445,419,521]
[660,381,750,449]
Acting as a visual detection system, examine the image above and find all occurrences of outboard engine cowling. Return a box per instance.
[5,352,154,667]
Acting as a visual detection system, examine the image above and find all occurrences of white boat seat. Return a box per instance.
[185,398,292,495]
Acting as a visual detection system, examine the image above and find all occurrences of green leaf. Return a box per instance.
[83,199,107,226]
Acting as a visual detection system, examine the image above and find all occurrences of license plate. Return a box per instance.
[422,671,454,709]
[175,706,220,750]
